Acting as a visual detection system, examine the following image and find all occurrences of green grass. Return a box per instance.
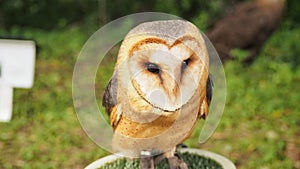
[0,23,299,169]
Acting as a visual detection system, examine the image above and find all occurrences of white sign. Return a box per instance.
[0,39,36,122]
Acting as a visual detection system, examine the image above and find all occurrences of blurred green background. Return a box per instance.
[0,0,299,168]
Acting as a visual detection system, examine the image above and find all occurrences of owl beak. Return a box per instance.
[163,72,181,105]
[147,77,183,111]
[169,80,179,97]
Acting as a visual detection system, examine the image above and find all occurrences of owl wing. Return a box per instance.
[206,73,213,105]
[199,73,213,119]
[102,70,121,128]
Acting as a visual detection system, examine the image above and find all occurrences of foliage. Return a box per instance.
[286,0,300,28]
[0,0,98,30]
[1,0,299,31]
[106,0,226,31]
[0,1,299,169]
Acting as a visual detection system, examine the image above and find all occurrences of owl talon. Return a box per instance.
[154,154,166,165]
[167,156,188,169]
[140,151,154,169]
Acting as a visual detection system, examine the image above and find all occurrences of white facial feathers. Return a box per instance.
[116,20,209,112]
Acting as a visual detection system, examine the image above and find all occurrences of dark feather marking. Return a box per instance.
[102,70,118,116]
[206,73,213,106]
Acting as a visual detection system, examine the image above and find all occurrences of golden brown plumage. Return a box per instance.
[102,20,212,168]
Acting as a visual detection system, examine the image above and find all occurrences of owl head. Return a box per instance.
[116,20,209,112]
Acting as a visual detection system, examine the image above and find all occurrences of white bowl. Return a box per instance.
[85,148,236,169]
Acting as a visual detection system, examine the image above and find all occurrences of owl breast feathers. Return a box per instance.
[102,20,213,156]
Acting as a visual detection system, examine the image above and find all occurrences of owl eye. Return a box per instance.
[145,63,160,74]
[181,58,190,73]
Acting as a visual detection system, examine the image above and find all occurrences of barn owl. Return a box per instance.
[102,20,212,169]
